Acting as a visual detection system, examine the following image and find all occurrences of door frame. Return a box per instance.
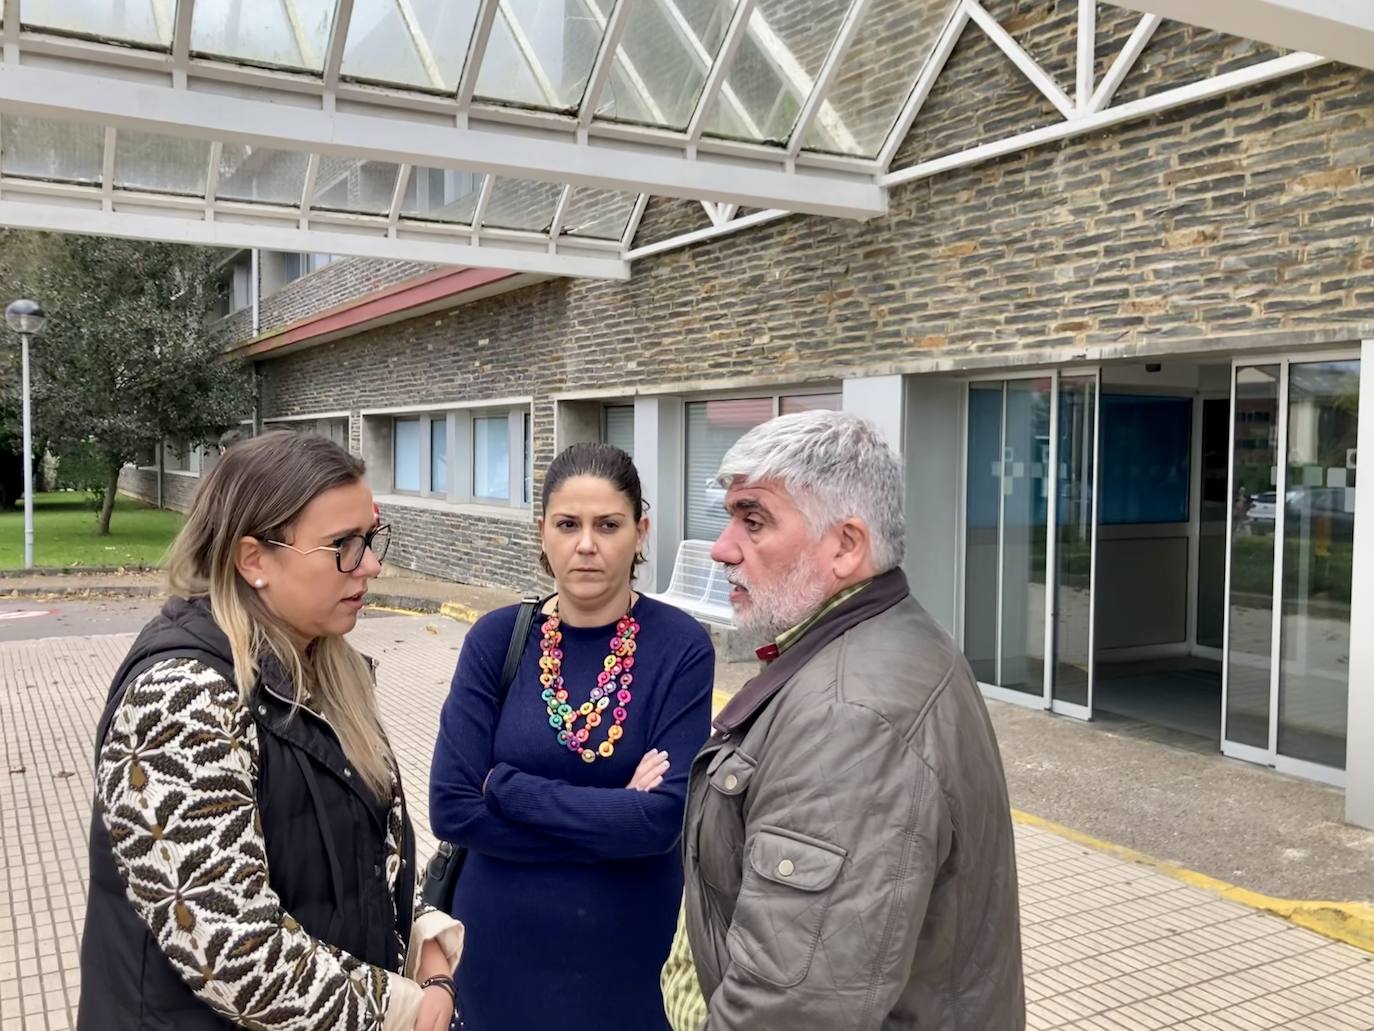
[1220,349,1359,788]
[959,367,1100,719]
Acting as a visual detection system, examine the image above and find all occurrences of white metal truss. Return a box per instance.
[1115,0,1374,74]
[0,0,1359,279]
[636,0,1332,261]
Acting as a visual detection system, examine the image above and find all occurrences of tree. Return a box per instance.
[22,236,252,534]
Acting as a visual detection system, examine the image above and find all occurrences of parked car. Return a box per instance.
[1246,486,1353,534]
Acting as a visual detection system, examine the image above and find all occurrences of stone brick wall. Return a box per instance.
[118,468,201,513]
[229,13,1374,591]
[257,258,437,337]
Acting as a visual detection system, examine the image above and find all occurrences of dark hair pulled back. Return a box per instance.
[539,443,647,579]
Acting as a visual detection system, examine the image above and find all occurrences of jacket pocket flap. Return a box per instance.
[749,826,846,892]
[708,751,756,796]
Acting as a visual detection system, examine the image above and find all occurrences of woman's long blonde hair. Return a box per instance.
[166,431,392,798]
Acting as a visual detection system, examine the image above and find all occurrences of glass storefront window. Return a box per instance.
[1277,360,1359,769]
[474,415,510,501]
[393,419,421,493]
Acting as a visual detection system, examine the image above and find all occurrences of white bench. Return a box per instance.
[647,539,735,627]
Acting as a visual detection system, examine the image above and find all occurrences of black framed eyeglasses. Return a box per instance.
[265,523,391,573]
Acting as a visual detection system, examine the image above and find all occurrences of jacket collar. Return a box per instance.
[713,567,911,737]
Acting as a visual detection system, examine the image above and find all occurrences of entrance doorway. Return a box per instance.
[1091,363,1230,748]
[952,351,1361,781]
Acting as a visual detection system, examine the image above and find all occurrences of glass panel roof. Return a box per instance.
[192,0,337,71]
[341,0,480,92]
[22,0,175,48]
[595,0,739,130]
[0,116,104,185]
[483,177,563,231]
[474,0,605,112]
[704,0,853,145]
[402,168,485,224]
[803,0,951,157]
[312,158,400,214]
[113,130,212,195]
[560,186,638,239]
[216,145,312,206]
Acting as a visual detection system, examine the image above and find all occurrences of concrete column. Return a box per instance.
[634,396,683,593]
[905,375,963,636]
[843,374,905,453]
[1345,340,1374,829]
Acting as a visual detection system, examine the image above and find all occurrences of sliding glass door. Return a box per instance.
[1222,356,1360,783]
[963,371,1099,716]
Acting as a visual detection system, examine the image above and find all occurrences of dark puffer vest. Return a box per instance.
[78,596,416,1030]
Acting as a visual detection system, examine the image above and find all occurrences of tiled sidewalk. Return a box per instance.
[2,616,1372,1030]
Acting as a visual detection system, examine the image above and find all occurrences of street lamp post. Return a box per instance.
[5,300,47,569]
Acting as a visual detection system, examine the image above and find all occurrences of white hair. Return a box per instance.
[716,409,905,572]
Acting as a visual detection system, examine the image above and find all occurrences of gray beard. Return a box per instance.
[728,555,831,640]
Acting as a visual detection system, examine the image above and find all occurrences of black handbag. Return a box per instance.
[421,597,542,913]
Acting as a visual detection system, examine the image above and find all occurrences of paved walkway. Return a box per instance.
[2,614,1373,1030]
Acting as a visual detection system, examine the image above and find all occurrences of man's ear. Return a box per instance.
[831,518,872,580]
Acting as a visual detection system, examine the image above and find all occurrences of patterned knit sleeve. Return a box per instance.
[96,657,423,1031]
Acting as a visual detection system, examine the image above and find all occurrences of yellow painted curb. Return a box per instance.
[438,600,483,625]
[1012,809,1374,954]
[711,689,732,714]
[365,603,432,618]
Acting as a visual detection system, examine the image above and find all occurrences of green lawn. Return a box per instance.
[0,492,184,570]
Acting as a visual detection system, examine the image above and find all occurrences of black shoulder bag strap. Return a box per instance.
[497,596,543,709]
[421,596,545,913]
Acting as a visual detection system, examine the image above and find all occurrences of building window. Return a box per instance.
[265,416,349,448]
[282,253,338,284]
[211,253,253,319]
[523,411,533,505]
[474,415,510,501]
[378,405,531,508]
[394,418,422,493]
[431,418,448,494]
[162,439,192,473]
[683,391,841,541]
[603,404,634,457]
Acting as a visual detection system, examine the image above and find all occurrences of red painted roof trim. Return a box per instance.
[227,267,517,360]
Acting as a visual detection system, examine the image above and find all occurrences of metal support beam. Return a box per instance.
[883,51,1327,187]
[388,163,412,232]
[619,192,649,251]
[579,0,632,127]
[877,4,970,169]
[787,0,871,158]
[0,197,630,278]
[1089,14,1161,113]
[966,0,1076,120]
[1076,0,1095,112]
[456,0,501,111]
[686,0,759,144]
[322,0,356,94]
[1114,0,1374,73]
[0,63,885,218]
[627,206,788,260]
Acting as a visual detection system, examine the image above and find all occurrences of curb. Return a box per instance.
[2,585,163,599]
[364,596,486,626]
[1012,809,1374,955]
[0,566,161,578]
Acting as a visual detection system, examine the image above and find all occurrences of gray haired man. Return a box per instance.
[664,410,1024,1030]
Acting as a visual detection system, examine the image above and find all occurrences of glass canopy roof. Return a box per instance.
[0,0,1126,277]
[13,0,955,152]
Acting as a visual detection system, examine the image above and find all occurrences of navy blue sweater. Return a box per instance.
[430,595,714,1031]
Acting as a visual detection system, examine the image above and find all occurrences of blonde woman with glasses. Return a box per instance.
[79,431,462,1031]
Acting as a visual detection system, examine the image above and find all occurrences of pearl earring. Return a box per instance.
[254,579,265,589]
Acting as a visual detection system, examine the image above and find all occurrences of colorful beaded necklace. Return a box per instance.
[539,603,639,763]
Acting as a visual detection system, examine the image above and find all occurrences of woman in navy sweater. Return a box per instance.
[430,443,715,1030]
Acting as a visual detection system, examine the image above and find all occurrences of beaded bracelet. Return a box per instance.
[420,974,456,1003]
